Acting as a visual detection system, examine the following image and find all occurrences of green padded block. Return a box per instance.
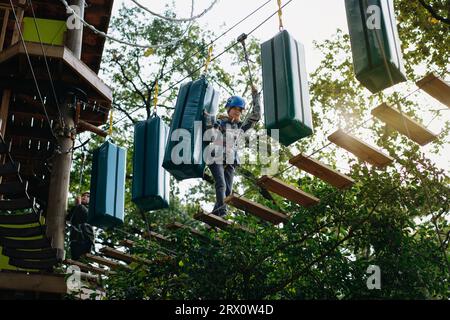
[261,30,313,146]
[163,76,219,181]
[22,17,67,46]
[345,0,407,93]
[88,141,127,229]
[132,116,170,211]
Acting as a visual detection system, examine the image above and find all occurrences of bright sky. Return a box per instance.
[106,0,449,209]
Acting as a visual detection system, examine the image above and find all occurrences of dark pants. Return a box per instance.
[209,163,235,216]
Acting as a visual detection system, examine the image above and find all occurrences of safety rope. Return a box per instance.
[204,46,214,74]
[277,0,284,31]
[153,80,159,115]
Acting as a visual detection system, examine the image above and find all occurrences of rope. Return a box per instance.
[59,0,195,49]
[153,80,159,115]
[277,0,284,31]
[108,109,114,136]
[203,46,214,74]
[131,0,220,22]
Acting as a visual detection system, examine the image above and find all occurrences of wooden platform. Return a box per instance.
[372,103,438,146]
[225,194,289,224]
[289,154,354,189]
[0,271,66,294]
[328,129,394,168]
[416,73,450,108]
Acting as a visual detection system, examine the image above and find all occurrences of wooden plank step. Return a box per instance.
[0,181,27,197]
[0,212,38,224]
[99,247,152,265]
[120,239,135,248]
[257,176,320,208]
[372,103,438,146]
[143,231,170,243]
[0,198,34,211]
[3,247,56,260]
[8,257,58,270]
[0,237,50,249]
[166,222,208,239]
[194,210,250,232]
[84,253,130,270]
[416,73,450,107]
[0,225,45,237]
[289,154,354,189]
[64,259,111,276]
[225,194,289,224]
[328,129,394,168]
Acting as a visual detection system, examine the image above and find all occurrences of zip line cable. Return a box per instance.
[60,0,195,49]
[131,0,220,22]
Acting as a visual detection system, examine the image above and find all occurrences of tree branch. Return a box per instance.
[417,0,450,24]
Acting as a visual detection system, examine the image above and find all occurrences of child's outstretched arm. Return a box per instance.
[241,86,262,132]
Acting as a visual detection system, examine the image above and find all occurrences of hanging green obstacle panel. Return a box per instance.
[163,76,219,181]
[88,141,127,229]
[261,30,313,147]
[132,116,170,211]
[345,0,407,93]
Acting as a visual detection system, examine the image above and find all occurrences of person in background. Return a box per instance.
[66,192,94,260]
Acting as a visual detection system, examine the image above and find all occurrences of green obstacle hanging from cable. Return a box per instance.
[345,0,407,93]
[163,76,219,181]
[132,115,170,211]
[261,30,314,147]
[88,141,126,229]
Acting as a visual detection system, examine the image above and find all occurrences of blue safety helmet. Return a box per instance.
[225,96,246,110]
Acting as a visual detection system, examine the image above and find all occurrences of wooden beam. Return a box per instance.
[78,119,108,137]
[372,103,438,146]
[0,89,11,137]
[84,253,129,270]
[0,8,9,51]
[194,210,251,232]
[289,154,354,189]
[416,73,450,108]
[225,194,289,224]
[0,271,67,294]
[257,176,320,208]
[10,0,26,45]
[328,129,394,168]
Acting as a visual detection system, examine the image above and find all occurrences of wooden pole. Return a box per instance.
[45,0,85,261]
